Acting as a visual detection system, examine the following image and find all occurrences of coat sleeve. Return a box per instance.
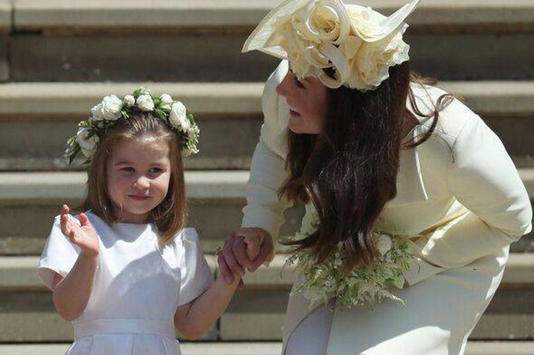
[241,61,293,259]
[416,113,532,269]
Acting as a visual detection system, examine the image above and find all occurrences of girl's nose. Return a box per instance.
[133,176,150,189]
[276,72,292,97]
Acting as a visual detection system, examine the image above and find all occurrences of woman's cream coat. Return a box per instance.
[241,60,532,353]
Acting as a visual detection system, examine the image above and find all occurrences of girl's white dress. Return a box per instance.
[38,211,213,355]
[242,60,533,355]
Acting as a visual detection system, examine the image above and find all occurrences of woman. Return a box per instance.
[218,0,532,354]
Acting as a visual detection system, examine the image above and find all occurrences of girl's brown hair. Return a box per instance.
[280,62,453,271]
[82,112,186,244]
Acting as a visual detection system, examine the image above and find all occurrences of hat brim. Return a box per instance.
[242,0,422,56]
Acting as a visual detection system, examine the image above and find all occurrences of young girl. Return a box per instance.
[37,88,259,355]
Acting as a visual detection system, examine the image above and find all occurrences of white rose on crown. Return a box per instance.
[90,95,123,122]
[65,87,200,166]
[76,127,99,158]
[159,94,173,112]
[169,102,190,132]
[136,94,154,112]
[123,95,135,107]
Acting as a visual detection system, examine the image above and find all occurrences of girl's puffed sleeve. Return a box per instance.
[241,60,293,241]
[419,113,532,269]
[38,215,81,290]
[176,229,213,306]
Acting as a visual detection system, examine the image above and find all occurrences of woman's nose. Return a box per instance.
[276,72,292,97]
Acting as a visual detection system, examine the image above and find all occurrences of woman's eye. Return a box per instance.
[294,76,305,89]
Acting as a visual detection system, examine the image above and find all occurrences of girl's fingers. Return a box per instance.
[217,253,234,284]
[223,235,244,277]
[79,213,89,226]
[68,230,77,244]
[61,204,69,214]
[60,215,72,237]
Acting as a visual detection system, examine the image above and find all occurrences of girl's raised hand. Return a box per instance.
[60,205,99,258]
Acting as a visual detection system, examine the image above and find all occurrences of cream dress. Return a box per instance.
[241,61,533,355]
[38,211,213,355]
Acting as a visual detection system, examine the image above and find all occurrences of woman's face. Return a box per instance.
[276,71,328,134]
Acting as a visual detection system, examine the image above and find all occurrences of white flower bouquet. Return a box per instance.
[286,209,414,309]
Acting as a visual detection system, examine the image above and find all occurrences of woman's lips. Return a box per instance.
[289,109,300,117]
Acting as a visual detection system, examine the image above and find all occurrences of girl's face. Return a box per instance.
[106,137,172,224]
[276,70,328,134]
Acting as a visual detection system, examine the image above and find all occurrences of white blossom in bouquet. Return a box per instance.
[159,94,173,112]
[123,95,135,107]
[376,234,392,256]
[286,206,413,309]
[136,94,154,112]
[169,102,190,132]
[76,127,99,158]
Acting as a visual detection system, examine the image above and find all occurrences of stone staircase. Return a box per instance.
[1,0,533,354]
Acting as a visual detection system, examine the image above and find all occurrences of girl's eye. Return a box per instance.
[121,167,135,173]
[149,167,162,174]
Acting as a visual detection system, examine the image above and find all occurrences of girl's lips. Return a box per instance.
[128,195,150,200]
[289,109,300,117]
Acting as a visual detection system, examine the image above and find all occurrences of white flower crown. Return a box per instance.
[242,0,421,91]
[65,87,200,165]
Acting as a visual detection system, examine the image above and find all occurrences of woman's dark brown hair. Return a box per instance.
[82,113,186,244]
[280,62,453,271]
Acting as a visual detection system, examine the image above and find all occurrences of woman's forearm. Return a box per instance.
[53,253,98,321]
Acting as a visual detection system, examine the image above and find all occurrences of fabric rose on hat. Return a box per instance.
[348,30,409,91]
[293,0,350,45]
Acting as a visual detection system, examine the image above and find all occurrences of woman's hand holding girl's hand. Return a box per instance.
[217,227,274,285]
[60,204,99,258]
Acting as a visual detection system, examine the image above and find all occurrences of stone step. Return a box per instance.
[0,170,532,255]
[2,341,534,355]
[0,254,533,341]
[1,254,532,292]
[14,0,534,32]
[1,81,533,171]
[6,1,534,81]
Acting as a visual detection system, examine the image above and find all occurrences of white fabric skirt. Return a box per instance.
[284,246,509,355]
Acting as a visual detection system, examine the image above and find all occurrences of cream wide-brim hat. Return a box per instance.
[242,0,422,91]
